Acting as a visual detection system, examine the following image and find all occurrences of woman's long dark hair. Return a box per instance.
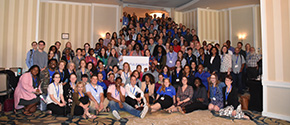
[29,65,40,77]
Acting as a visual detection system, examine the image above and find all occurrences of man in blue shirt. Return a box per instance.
[86,74,107,114]
[97,72,107,92]
[226,40,235,53]
[195,64,211,90]
[122,12,129,26]
[166,45,178,70]
[26,41,38,69]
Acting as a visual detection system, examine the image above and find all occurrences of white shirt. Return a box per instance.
[125,84,144,99]
[46,83,63,105]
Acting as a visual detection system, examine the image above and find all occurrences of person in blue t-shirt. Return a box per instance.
[97,72,107,95]
[149,78,176,113]
[195,64,211,90]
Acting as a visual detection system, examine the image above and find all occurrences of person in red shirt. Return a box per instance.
[173,39,181,53]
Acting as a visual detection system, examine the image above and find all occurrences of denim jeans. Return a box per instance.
[231,72,244,93]
[40,94,47,111]
[108,101,141,117]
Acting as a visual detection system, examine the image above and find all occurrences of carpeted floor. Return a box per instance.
[0,110,289,125]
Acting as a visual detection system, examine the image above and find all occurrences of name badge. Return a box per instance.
[176,79,180,82]
[160,97,165,100]
[235,65,238,68]
[225,101,228,105]
[212,97,216,101]
[157,63,160,65]
[169,61,172,64]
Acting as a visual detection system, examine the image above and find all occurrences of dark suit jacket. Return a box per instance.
[208,55,221,73]
[222,86,239,109]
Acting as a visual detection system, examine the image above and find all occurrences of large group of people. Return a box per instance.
[14,12,262,120]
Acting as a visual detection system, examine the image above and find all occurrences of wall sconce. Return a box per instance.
[238,34,246,42]
[100,32,106,38]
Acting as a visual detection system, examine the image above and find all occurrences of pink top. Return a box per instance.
[107,85,126,101]
[14,72,42,109]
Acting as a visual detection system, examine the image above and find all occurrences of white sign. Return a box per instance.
[123,56,149,72]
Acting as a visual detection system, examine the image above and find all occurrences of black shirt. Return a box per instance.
[222,86,239,109]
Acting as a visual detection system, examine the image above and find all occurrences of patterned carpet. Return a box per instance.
[0,110,289,125]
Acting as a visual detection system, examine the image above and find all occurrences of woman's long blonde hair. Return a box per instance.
[208,73,221,87]
[75,81,86,93]
[160,78,171,93]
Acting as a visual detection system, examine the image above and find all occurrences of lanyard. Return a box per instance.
[53,83,59,98]
[199,56,204,64]
[168,52,173,61]
[131,87,135,95]
[176,71,180,78]
[221,55,224,62]
[235,55,239,64]
[90,57,94,63]
[70,82,75,93]
[225,85,232,101]
[124,72,129,79]
[68,69,71,75]
[32,76,37,87]
[90,84,98,93]
[115,89,119,97]
[187,56,192,64]
[81,69,85,75]
[78,92,84,97]
[58,69,64,81]
[212,86,217,97]
[157,54,162,62]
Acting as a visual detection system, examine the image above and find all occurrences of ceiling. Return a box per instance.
[53,0,260,11]
[122,0,192,8]
[182,0,260,10]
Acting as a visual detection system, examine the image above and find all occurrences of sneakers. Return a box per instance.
[112,110,121,120]
[140,106,148,119]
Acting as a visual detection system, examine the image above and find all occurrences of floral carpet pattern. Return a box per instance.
[0,110,289,125]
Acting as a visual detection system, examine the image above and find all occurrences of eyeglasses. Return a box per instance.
[54,77,60,78]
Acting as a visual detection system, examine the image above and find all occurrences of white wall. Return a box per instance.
[261,0,290,121]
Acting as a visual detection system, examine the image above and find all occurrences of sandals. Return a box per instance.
[22,109,32,116]
[166,109,172,114]
[177,106,185,114]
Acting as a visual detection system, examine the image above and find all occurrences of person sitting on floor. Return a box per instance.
[107,77,148,120]
[85,74,108,114]
[46,73,69,116]
[208,73,225,112]
[219,75,249,119]
[14,65,42,116]
[125,76,145,109]
[165,76,193,113]
[177,77,209,114]
[70,81,96,119]
[141,74,155,106]
[149,78,176,113]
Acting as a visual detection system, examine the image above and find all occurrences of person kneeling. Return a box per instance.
[70,81,96,119]
[107,77,148,120]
